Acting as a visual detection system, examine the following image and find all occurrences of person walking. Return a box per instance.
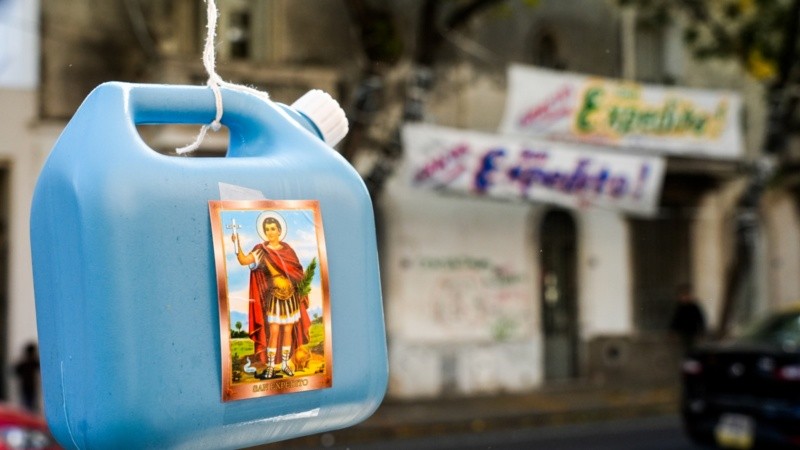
[669,283,707,353]
[13,342,41,413]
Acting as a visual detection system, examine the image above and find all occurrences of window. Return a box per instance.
[634,22,665,83]
[214,0,283,64]
[631,16,684,84]
[533,31,565,70]
[227,10,251,59]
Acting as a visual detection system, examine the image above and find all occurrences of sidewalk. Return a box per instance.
[257,383,681,448]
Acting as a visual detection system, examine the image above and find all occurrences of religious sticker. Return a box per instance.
[209,200,332,401]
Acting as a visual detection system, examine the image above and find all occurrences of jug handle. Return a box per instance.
[124,83,311,157]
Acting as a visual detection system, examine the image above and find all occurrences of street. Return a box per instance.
[333,415,700,450]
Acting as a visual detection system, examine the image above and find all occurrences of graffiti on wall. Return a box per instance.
[402,255,533,342]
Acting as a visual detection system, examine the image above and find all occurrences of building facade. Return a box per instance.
[379,0,793,398]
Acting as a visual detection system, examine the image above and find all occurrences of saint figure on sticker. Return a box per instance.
[231,211,312,379]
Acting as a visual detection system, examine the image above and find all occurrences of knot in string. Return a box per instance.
[176,0,270,154]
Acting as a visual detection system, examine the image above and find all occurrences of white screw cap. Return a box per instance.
[291,89,349,147]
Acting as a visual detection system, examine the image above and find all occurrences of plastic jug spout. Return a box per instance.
[285,90,349,148]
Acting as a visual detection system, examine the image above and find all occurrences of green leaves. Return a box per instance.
[298,257,318,298]
[616,0,791,81]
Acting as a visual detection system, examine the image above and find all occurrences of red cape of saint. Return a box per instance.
[247,241,311,364]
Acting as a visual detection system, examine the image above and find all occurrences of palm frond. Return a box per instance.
[298,257,317,297]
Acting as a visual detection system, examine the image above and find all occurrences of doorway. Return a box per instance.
[539,209,579,380]
[630,208,691,332]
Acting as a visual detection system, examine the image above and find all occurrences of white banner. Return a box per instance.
[402,123,666,216]
[499,64,744,159]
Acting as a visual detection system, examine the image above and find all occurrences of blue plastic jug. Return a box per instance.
[30,82,388,449]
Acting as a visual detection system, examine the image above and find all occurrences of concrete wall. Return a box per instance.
[691,184,741,329]
[763,190,800,309]
[381,177,541,398]
[467,0,621,77]
[428,64,508,132]
[579,210,633,338]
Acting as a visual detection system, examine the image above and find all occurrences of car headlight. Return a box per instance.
[0,425,56,450]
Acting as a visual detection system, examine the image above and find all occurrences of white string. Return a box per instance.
[176,0,271,154]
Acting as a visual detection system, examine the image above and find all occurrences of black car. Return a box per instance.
[681,308,800,449]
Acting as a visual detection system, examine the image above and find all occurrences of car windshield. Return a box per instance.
[738,311,800,348]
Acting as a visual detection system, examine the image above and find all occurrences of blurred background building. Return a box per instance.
[3,0,800,406]
[1,0,41,403]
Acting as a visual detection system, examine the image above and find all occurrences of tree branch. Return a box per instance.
[343,0,403,68]
[416,0,507,66]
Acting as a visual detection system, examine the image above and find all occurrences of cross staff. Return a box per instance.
[226,218,242,246]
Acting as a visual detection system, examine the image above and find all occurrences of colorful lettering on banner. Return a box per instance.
[499,64,743,159]
[402,124,666,217]
[474,150,652,200]
[517,85,574,131]
[574,83,729,140]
